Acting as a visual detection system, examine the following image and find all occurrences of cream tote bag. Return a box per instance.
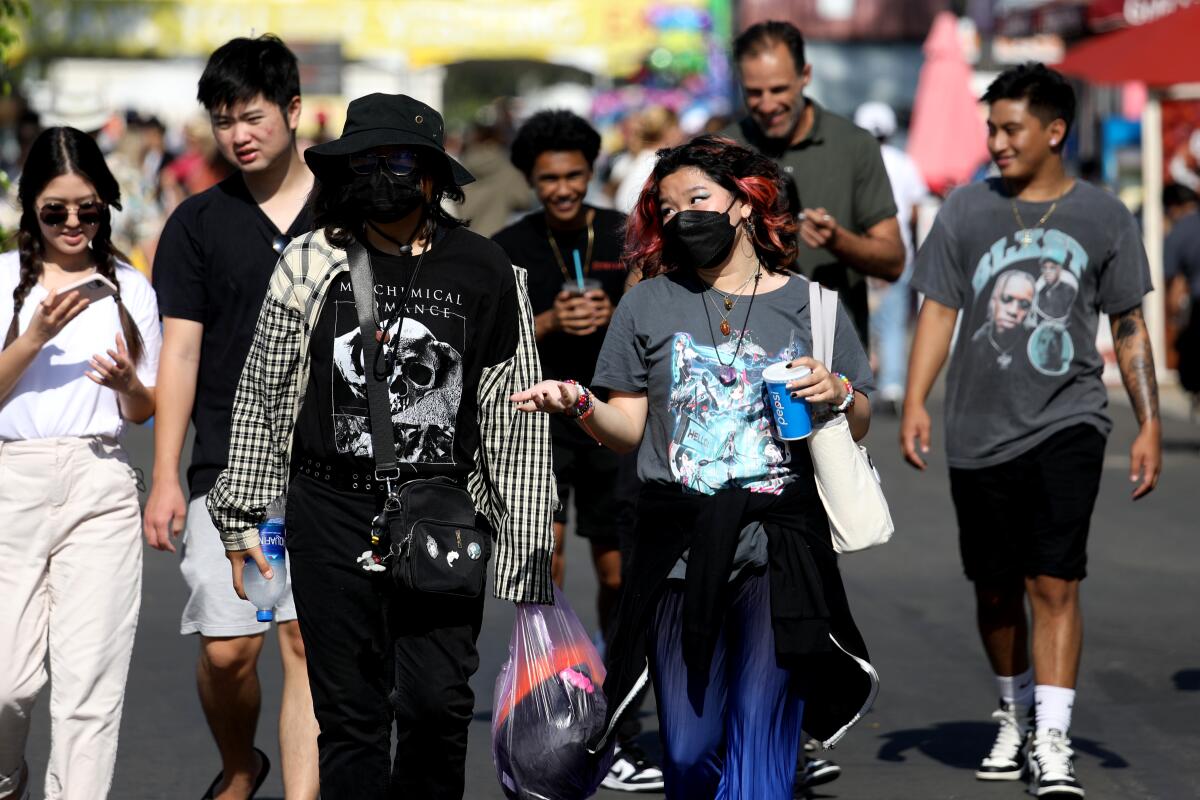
[806,280,894,553]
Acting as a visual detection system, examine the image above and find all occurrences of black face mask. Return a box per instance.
[661,198,738,270]
[348,169,425,223]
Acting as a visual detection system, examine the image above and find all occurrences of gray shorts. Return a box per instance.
[179,494,297,637]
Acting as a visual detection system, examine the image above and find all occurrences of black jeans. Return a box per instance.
[286,473,486,799]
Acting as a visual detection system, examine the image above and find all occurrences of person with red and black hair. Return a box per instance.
[511,135,879,799]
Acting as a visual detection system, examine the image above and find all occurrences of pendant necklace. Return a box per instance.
[987,326,1014,370]
[705,268,758,336]
[700,266,762,385]
[363,224,428,370]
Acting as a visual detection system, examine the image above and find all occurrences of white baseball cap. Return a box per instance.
[854,101,897,140]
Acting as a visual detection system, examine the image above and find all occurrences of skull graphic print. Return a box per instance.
[331,310,464,463]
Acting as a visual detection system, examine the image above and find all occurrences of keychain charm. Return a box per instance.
[370,506,389,546]
[357,550,386,572]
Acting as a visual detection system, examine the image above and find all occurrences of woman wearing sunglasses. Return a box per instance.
[207,93,555,798]
[0,127,161,800]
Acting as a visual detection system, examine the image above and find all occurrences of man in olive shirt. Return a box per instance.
[725,20,904,342]
[723,25,902,791]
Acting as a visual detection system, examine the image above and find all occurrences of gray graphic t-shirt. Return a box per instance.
[912,179,1151,469]
[593,272,874,493]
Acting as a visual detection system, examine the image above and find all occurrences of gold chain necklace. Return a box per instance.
[1011,186,1070,246]
[546,210,595,282]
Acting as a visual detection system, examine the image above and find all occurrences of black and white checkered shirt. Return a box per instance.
[206,230,556,604]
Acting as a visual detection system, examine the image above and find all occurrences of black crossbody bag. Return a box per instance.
[348,241,491,597]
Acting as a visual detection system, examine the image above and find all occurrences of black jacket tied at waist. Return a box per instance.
[589,471,878,752]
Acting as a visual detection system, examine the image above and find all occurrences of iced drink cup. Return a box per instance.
[762,361,814,441]
[561,278,603,296]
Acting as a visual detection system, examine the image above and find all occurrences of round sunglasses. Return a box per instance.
[348,149,418,177]
[38,201,106,227]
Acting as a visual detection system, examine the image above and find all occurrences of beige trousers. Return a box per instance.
[0,437,142,800]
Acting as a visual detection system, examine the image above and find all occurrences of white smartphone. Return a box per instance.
[56,272,118,304]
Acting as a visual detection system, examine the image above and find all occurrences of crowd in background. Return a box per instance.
[11,93,1198,416]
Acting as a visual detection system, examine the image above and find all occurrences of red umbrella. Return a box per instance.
[1055,4,1200,87]
[907,11,990,195]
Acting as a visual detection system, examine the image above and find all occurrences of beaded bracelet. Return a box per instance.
[561,379,601,443]
[833,373,855,413]
[561,379,595,421]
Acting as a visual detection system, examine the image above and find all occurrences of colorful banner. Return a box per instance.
[24,0,714,77]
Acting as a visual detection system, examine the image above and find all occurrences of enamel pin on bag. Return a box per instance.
[348,241,490,597]
[383,476,491,597]
[806,280,894,553]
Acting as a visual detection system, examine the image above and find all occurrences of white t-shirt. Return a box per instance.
[881,143,928,264]
[0,251,162,441]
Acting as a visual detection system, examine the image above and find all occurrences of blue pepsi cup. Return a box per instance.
[763,361,813,441]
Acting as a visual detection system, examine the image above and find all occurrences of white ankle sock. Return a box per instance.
[1034,685,1075,734]
[995,668,1035,708]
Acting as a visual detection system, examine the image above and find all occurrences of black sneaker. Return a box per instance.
[1029,729,1085,797]
[800,756,842,788]
[601,743,665,793]
[976,700,1032,781]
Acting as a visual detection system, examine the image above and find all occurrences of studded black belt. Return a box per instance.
[290,453,468,496]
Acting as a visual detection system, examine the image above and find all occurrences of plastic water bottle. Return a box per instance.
[244,496,287,622]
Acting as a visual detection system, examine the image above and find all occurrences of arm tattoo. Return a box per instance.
[1111,307,1159,426]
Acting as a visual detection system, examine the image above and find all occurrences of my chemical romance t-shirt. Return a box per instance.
[912,179,1152,469]
[492,207,627,386]
[592,271,874,495]
[292,226,519,478]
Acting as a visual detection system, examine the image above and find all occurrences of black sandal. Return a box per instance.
[201,747,271,799]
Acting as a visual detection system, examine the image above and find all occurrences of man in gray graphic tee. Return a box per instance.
[916,179,1149,466]
[902,64,1161,799]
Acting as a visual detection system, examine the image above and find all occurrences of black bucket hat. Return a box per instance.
[304,93,474,186]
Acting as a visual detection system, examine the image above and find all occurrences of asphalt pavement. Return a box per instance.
[21,395,1200,799]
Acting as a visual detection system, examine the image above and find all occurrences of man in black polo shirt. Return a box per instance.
[493,109,663,794]
[144,35,319,799]
[724,20,904,343]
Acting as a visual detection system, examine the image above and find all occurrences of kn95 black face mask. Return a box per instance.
[348,168,425,223]
[661,198,739,270]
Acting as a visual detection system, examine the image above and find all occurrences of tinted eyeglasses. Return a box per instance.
[38,201,106,227]
[348,150,418,177]
[272,235,291,255]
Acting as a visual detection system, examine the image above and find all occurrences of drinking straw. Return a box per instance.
[573,249,585,292]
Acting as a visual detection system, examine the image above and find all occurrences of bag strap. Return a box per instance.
[808,279,838,368]
[347,242,403,480]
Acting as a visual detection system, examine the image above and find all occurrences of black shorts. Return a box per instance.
[551,415,621,546]
[950,424,1106,583]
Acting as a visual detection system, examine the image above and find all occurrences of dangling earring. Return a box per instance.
[739,217,757,258]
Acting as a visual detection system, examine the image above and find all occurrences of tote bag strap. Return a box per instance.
[808,279,838,368]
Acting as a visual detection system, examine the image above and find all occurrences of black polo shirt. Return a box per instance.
[153,173,313,499]
[722,100,897,342]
